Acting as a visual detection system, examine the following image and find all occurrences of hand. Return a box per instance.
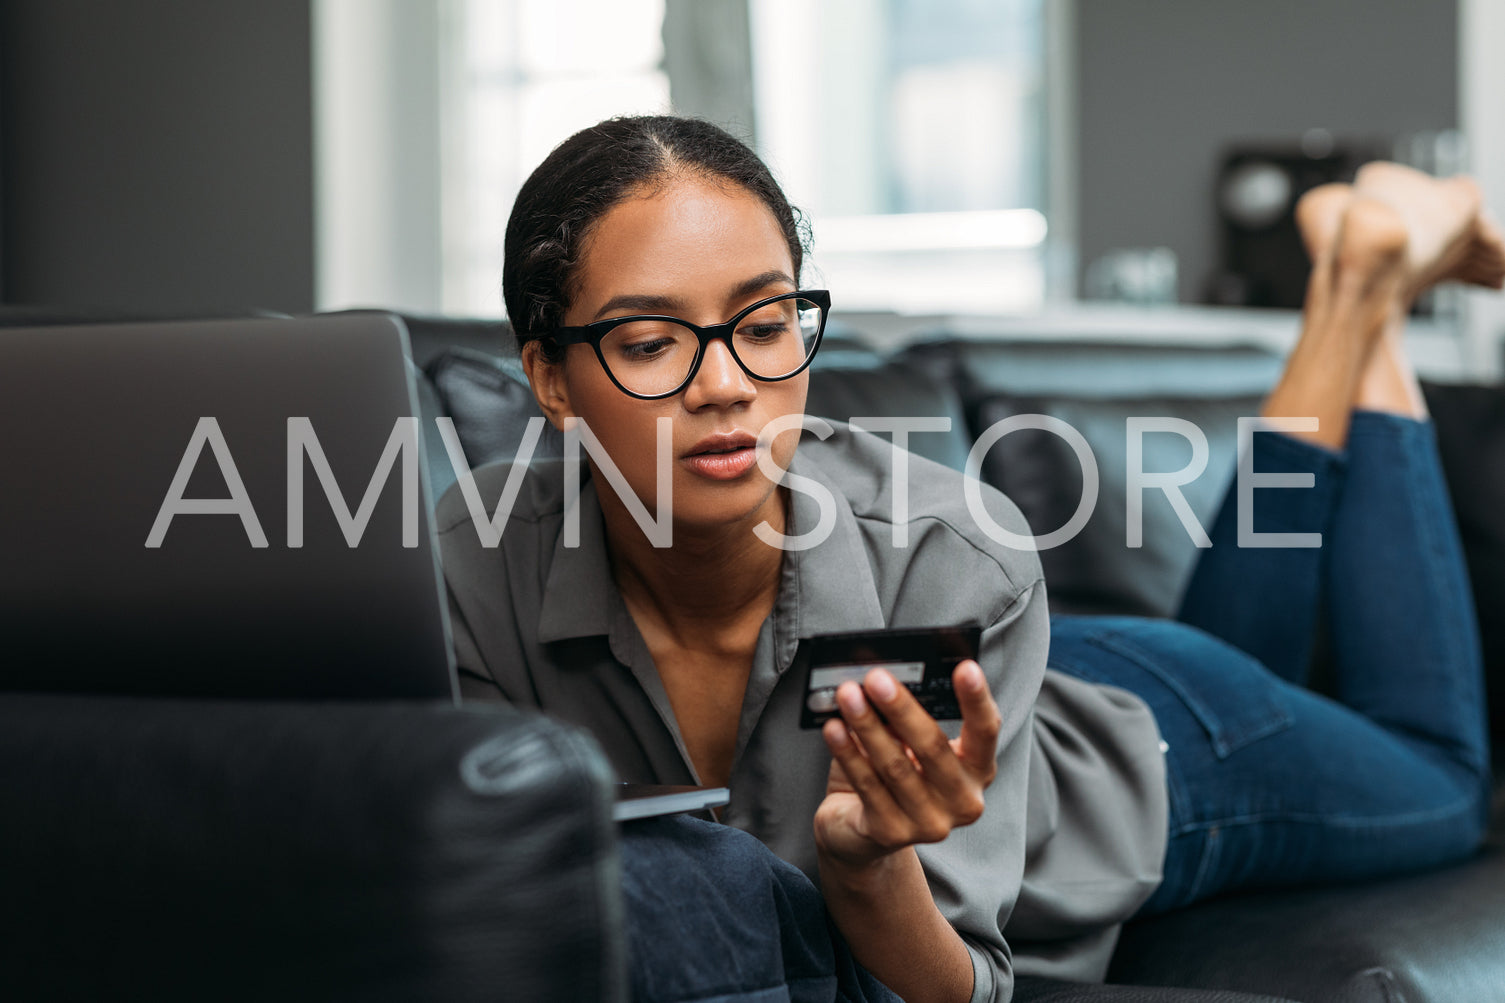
[814,660,1001,871]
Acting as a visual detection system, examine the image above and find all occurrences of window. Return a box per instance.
[439,0,671,314]
[751,0,1048,313]
[436,0,1050,317]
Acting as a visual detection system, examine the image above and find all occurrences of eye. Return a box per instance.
[617,336,678,360]
[601,319,695,368]
[738,321,790,342]
[737,303,796,341]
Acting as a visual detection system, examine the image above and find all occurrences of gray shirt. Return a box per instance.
[438,423,1168,1001]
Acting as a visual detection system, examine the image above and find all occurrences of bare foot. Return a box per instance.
[1328,195,1428,420]
[1265,195,1408,449]
[1295,182,1353,265]
[1291,188,1408,360]
[1329,196,1409,347]
[1353,162,1495,297]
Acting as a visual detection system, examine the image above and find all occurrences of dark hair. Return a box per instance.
[502,115,808,360]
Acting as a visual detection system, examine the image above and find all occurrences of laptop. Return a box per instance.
[0,314,457,701]
[613,785,731,822]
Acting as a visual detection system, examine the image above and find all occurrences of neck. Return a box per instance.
[601,490,787,649]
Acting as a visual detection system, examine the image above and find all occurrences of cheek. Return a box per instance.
[584,406,669,468]
[559,346,612,411]
[762,375,812,468]
[561,366,672,473]
[562,355,634,428]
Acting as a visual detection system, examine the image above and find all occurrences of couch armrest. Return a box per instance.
[0,695,624,1002]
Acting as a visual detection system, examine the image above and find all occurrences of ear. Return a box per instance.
[521,340,574,430]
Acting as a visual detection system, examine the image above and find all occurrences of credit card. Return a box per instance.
[798,624,981,729]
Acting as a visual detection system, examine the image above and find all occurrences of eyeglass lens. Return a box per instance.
[598,296,823,397]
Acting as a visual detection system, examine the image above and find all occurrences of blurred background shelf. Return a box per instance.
[836,303,1476,381]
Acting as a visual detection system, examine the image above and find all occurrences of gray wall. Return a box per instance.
[1,0,314,314]
[1076,0,1458,303]
[0,1,1461,314]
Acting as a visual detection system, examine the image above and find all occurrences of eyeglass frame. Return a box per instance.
[546,289,831,401]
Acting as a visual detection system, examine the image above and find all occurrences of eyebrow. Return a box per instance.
[590,270,796,322]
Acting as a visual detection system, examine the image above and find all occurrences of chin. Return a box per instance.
[668,475,782,536]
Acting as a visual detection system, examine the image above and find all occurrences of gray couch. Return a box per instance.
[408,310,1505,1003]
[4,306,1503,1001]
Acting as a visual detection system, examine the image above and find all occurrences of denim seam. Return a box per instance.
[1405,430,1477,770]
[1164,787,1477,837]
[1081,631,1294,758]
[1186,824,1222,903]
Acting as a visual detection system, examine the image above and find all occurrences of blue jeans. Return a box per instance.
[619,815,903,1003]
[1048,412,1492,915]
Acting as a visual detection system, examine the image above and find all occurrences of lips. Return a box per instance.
[686,431,758,457]
[683,430,760,480]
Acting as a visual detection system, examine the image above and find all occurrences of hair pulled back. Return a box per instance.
[502,115,807,359]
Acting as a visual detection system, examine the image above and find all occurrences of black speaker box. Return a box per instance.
[1207,140,1386,309]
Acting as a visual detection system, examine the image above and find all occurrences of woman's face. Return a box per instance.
[525,174,809,537]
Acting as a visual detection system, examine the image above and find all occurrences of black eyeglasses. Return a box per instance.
[549,289,830,400]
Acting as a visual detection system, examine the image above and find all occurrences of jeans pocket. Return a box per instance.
[1069,618,1293,760]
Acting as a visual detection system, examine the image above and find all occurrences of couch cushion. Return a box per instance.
[891,339,1281,616]
[973,392,1262,617]
[807,339,973,471]
[427,347,565,476]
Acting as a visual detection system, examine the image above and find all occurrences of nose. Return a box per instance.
[682,337,756,410]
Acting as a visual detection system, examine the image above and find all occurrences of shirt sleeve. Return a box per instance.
[916,574,1051,1003]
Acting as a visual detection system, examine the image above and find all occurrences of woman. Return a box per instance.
[438,116,1503,1003]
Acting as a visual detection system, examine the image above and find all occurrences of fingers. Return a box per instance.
[822,714,905,822]
[863,671,966,783]
[849,663,999,788]
[821,665,1000,842]
[952,660,1002,781]
[833,677,948,822]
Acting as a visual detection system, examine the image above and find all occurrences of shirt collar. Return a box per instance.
[534,436,888,645]
[781,444,888,638]
[537,478,615,643]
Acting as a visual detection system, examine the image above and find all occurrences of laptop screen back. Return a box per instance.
[0,314,457,701]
